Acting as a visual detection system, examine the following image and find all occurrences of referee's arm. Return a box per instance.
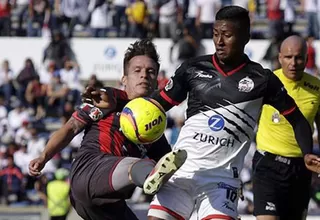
[314,109,320,151]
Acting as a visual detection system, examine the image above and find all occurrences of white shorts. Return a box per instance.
[148,171,240,220]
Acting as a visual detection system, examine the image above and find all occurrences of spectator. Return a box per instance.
[113,0,130,37]
[7,101,30,132]
[184,0,198,37]
[39,61,57,85]
[47,168,70,220]
[157,70,169,90]
[88,0,110,38]
[13,143,32,175]
[0,95,7,120]
[158,0,181,39]
[11,0,28,36]
[0,155,24,205]
[27,0,51,37]
[15,120,31,146]
[85,74,103,89]
[266,0,284,39]
[0,0,12,36]
[0,118,14,145]
[46,72,69,116]
[301,0,319,39]
[58,58,82,105]
[16,58,38,107]
[169,25,199,68]
[34,174,47,205]
[43,31,75,69]
[126,0,149,38]
[195,0,221,39]
[0,60,14,107]
[52,0,90,38]
[25,75,47,119]
[26,127,46,159]
[305,35,319,77]
[282,0,296,36]
[144,0,158,38]
[262,35,282,70]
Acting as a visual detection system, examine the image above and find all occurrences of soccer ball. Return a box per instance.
[120,97,167,144]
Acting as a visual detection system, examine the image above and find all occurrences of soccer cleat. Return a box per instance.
[143,149,187,195]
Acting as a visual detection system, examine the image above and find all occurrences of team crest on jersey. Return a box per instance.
[89,107,103,121]
[272,111,281,123]
[238,77,254,92]
[165,78,173,91]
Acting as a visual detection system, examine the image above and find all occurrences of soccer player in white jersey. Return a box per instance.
[85,6,320,220]
[142,6,320,220]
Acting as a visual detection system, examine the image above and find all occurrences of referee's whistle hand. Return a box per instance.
[304,154,320,174]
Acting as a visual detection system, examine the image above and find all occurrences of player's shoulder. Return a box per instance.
[245,59,272,77]
[174,55,213,76]
[178,54,213,69]
[303,72,320,86]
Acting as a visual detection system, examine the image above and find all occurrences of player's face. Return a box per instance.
[213,20,247,64]
[278,44,306,81]
[122,55,158,99]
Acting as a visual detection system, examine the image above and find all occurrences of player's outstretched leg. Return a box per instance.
[143,149,187,195]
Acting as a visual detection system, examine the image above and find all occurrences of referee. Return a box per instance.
[253,35,320,220]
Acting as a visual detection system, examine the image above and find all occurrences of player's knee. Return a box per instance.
[129,159,156,187]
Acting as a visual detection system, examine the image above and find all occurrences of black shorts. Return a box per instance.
[70,153,139,220]
[252,151,312,219]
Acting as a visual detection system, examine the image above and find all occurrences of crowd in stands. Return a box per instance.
[0,0,319,40]
[0,0,320,217]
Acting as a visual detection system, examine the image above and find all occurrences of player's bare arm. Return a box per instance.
[29,117,85,176]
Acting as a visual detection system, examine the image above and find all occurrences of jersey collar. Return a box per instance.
[212,54,248,77]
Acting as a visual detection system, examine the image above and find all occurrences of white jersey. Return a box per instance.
[153,54,297,181]
[173,99,262,178]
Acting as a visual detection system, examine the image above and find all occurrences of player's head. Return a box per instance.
[122,39,160,99]
[278,35,307,81]
[214,6,250,64]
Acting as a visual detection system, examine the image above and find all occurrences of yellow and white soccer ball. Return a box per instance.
[120,97,167,144]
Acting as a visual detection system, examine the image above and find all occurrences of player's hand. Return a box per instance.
[29,156,46,176]
[81,86,114,109]
[304,154,320,174]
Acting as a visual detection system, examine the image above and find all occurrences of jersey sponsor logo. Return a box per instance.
[195,71,213,78]
[165,78,173,91]
[208,115,225,131]
[89,107,103,121]
[304,82,320,91]
[238,76,254,92]
[271,111,281,123]
[193,132,235,147]
[265,202,276,211]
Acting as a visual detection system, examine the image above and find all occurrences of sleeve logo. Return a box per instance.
[165,78,173,91]
[89,107,103,121]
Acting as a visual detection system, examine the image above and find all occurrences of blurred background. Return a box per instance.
[0,0,320,219]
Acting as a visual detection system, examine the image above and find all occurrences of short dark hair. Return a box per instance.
[123,39,160,75]
[216,6,250,35]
